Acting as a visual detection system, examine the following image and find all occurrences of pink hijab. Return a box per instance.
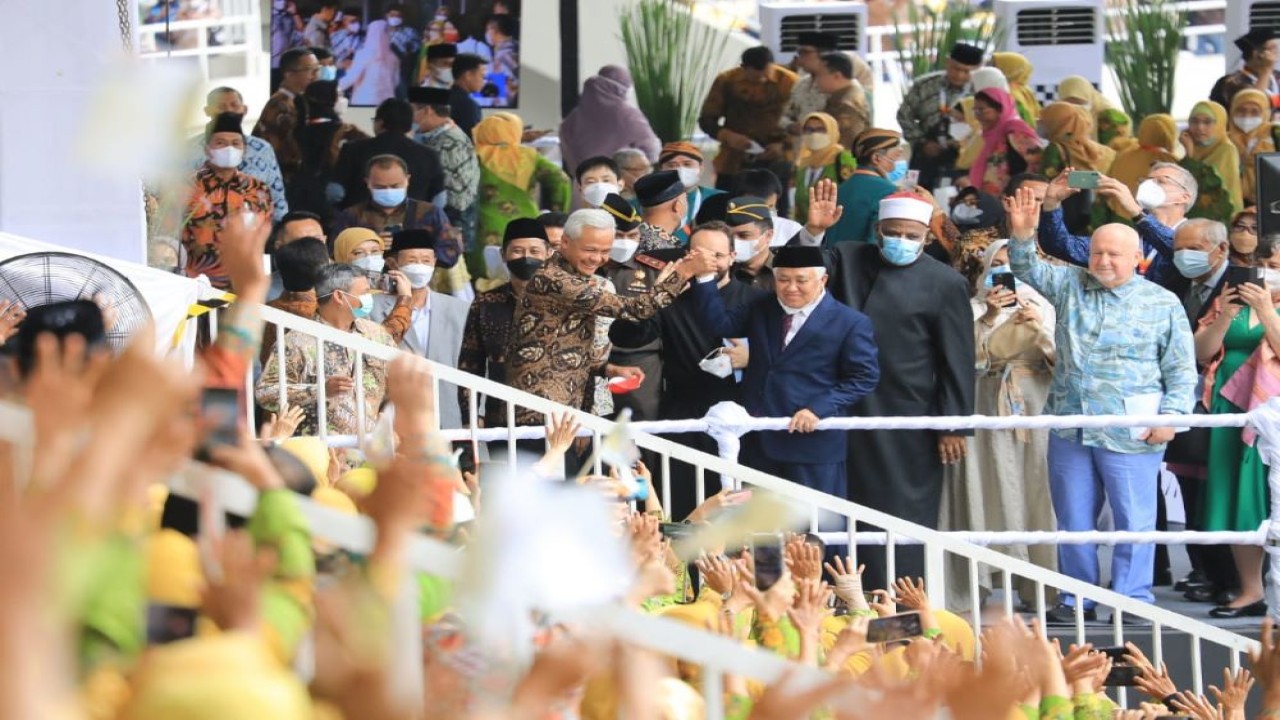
[969,87,1040,189]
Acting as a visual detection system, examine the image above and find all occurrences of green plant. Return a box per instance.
[618,0,730,144]
[1105,0,1185,124]
[890,4,1003,95]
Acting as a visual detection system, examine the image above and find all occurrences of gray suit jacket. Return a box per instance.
[371,291,469,429]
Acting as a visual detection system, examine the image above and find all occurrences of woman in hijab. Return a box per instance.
[1229,89,1277,206]
[1181,100,1244,223]
[472,113,571,278]
[991,52,1041,124]
[946,187,1007,286]
[969,88,1042,195]
[792,112,856,221]
[1109,114,1179,195]
[339,19,399,106]
[1056,75,1133,148]
[559,65,662,176]
[941,238,1057,612]
[1038,102,1116,177]
[1038,101,1117,232]
[289,79,369,222]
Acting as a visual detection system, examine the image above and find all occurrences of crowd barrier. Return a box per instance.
[243,306,1269,706]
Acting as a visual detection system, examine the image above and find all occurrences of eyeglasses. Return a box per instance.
[704,252,732,260]
[1145,174,1189,193]
[1232,222,1259,233]
[289,65,321,75]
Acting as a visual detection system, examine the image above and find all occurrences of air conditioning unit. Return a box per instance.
[757,1,869,65]
[993,0,1104,106]
[1226,1,1280,72]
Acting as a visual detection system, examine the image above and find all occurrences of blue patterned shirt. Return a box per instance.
[1009,236,1196,453]
[190,135,288,222]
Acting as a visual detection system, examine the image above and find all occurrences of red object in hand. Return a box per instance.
[608,374,644,395]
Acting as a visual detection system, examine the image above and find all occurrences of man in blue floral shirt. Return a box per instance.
[1005,187,1196,624]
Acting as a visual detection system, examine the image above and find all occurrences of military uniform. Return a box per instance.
[601,251,672,423]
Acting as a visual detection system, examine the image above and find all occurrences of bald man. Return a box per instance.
[1005,188,1196,624]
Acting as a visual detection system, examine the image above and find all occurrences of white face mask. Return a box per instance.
[387,16,403,27]
[698,349,734,379]
[1234,115,1264,134]
[610,238,639,264]
[348,21,361,33]
[581,182,621,208]
[951,203,984,224]
[1265,268,1280,290]
[434,68,453,85]
[399,263,435,289]
[208,145,244,169]
[804,132,831,151]
[734,238,758,263]
[352,255,385,273]
[675,166,701,189]
[948,121,973,142]
[1135,179,1167,211]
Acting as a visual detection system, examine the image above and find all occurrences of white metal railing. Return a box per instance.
[252,304,1263,706]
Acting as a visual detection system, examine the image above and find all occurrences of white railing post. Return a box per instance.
[1249,400,1280,620]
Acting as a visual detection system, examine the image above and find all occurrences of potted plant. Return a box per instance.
[618,0,730,144]
[1105,0,1185,125]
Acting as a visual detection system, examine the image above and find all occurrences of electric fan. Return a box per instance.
[0,252,153,351]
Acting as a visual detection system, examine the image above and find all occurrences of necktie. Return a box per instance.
[781,313,794,349]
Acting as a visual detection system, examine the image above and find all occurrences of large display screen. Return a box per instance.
[270,0,521,108]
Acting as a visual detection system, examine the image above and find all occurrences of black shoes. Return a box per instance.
[1185,586,1237,605]
[1045,603,1096,624]
[1174,571,1208,593]
[1209,600,1267,619]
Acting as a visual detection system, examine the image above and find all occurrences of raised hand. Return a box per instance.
[823,556,869,611]
[892,576,929,610]
[1002,185,1043,241]
[694,553,738,597]
[784,534,823,583]
[805,178,845,234]
[1133,660,1178,701]
[1209,667,1254,720]
[1041,166,1080,212]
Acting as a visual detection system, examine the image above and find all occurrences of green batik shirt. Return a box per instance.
[418,123,480,213]
[895,70,970,147]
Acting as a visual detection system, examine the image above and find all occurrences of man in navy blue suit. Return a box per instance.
[688,229,880,508]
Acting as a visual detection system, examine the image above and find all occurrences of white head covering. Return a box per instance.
[971,67,1010,94]
[878,194,934,226]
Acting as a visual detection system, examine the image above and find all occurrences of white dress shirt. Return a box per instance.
[780,290,825,347]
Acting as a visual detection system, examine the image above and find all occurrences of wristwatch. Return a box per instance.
[1130,211,1146,225]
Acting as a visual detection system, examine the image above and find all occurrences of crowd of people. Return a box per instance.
[271,1,520,108]
[14,14,1280,720]
[153,22,1280,622]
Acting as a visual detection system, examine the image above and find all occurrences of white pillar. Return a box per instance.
[0,0,146,263]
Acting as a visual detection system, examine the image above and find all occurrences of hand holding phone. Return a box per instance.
[750,532,784,591]
[866,611,924,643]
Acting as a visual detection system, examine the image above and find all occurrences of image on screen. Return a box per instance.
[270,0,521,109]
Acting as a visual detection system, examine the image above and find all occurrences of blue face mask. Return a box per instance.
[349,292,374,319]
[318,65,338,81]
[371,187,407,207]
[879,236,923,266]
[885,159,909,184]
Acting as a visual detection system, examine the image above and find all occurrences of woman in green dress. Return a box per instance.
[792,112,855,222]
[1194,251,1280,617]
[471,112,572,286]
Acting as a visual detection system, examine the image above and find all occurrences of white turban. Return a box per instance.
[878,194,934,226]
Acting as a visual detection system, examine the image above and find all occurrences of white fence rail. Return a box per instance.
[247,304,1264,706]
[136,0,264,86]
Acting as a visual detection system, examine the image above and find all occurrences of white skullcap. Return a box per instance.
[878,194,934,226]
